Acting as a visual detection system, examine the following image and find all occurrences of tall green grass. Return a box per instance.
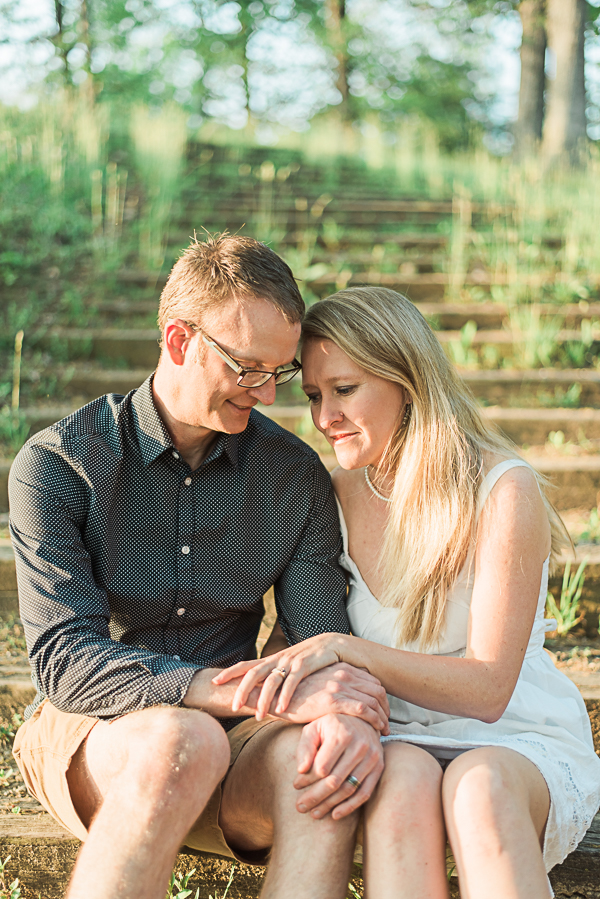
[1,93,600,431]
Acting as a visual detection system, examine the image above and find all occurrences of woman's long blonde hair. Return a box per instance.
[303,287,569,649]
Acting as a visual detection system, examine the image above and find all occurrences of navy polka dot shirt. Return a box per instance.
[9,376,349,727]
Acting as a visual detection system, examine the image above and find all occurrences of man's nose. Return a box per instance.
[247,377,277,406]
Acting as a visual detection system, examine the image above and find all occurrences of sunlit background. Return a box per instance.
[2,1,600,637]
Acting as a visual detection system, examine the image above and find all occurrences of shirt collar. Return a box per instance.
[130,375,239,469]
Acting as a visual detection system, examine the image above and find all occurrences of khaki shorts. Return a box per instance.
[13,699,275,862]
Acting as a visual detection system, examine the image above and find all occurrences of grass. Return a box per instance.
[580,508,600,545]
[2,93,600,460]
[546,559,589,636]
[166,863,236,899]
[0,857,20,899]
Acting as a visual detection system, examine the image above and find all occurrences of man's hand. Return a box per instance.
[271,663,390,734]
[293,714,384,820]
[184,663,390,733]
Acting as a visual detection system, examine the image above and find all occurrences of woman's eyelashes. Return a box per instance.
[304,385,358,404]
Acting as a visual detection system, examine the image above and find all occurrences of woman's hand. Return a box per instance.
[274,663,390,733]
[212,632,357,716]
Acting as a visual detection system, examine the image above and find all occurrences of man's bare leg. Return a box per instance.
[219,720,359,899]
[65,706,230,899]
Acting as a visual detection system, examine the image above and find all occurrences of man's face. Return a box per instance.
[175,296,301,435]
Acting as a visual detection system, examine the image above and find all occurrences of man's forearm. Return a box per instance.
[182,668,261,717]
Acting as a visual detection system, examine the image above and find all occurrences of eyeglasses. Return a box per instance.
[189,325,302,388]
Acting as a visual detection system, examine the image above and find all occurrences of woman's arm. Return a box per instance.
[216,466,551,724]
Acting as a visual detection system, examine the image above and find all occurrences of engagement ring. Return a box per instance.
[271,666,288,679]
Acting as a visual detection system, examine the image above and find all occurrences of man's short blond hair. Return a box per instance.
[157,233,304,333]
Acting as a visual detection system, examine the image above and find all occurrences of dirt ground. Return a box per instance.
[0,621,598,818]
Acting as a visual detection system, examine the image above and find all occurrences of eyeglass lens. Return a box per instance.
[238,367,299,387]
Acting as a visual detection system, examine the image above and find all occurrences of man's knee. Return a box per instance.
[86,706,229,797]
[131,707,230,788]
[262,722,305,785]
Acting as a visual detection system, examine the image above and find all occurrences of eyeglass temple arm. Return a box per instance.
[202,334,240,374]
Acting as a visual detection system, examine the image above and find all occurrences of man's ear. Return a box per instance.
[163,319,196,367]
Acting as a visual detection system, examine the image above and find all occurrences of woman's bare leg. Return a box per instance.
[363,742,450,899]
[442,747,550,899]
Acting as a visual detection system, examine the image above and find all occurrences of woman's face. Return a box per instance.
[301,338,408,470]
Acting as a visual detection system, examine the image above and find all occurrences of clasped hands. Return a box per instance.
[214,641,389,821]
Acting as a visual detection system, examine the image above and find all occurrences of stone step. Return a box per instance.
[113,269,600,302]
[265,404,600,450]
[0,809,596,899]
[419,302,600,330]
[277,230,564,250]
[22,365,600,411]
[309,452,600,512]
[0,813,269,899]
[462,369,600,407]
[15,391,600,447]
[186,197,504,215]
[309,271,600,300]
[21,403,600,450]
[169,229,558,251]
[41,326,600,370]
[91,300,600,333]
[59,367,152,401]
[484,407,600,445]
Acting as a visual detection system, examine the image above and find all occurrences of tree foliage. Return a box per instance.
[2,0,595,154]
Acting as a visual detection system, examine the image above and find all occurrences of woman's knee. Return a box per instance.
[442,749,525,843]
[443,748,549,848]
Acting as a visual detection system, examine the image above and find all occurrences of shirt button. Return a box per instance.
[172,450,180,459]
[184,477,192,486]
[173,655,181,660]
[177,608,185,616]
[181,545,190,554]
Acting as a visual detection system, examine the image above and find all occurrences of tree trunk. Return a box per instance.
[326,0,351,120]
[52,0,71,85]
[514,0,546,158]
[77,0,96,104]
[542,0,587,163]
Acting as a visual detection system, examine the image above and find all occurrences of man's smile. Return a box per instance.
[228,399,257,413]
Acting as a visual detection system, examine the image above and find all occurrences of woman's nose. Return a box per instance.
[317,399,343,430]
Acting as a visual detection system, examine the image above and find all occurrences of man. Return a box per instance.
[9,234,388,899]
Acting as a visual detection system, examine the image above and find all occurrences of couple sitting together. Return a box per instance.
[9,233,600,899]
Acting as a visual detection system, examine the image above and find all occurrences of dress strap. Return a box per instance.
[335,496,350,554]
[477,459,533,516]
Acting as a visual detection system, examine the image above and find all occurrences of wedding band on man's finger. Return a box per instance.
[346,774,361,790]
[271,666,288,679]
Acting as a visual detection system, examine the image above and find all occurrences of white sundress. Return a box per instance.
[338,459,600,872]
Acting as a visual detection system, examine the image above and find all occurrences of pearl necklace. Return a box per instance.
[364,467,392,503]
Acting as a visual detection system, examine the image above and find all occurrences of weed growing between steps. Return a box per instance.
[0,856,21,899]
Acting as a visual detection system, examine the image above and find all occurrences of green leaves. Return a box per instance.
[546,558,588,636]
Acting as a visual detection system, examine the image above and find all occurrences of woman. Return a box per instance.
[214,287,600,898]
